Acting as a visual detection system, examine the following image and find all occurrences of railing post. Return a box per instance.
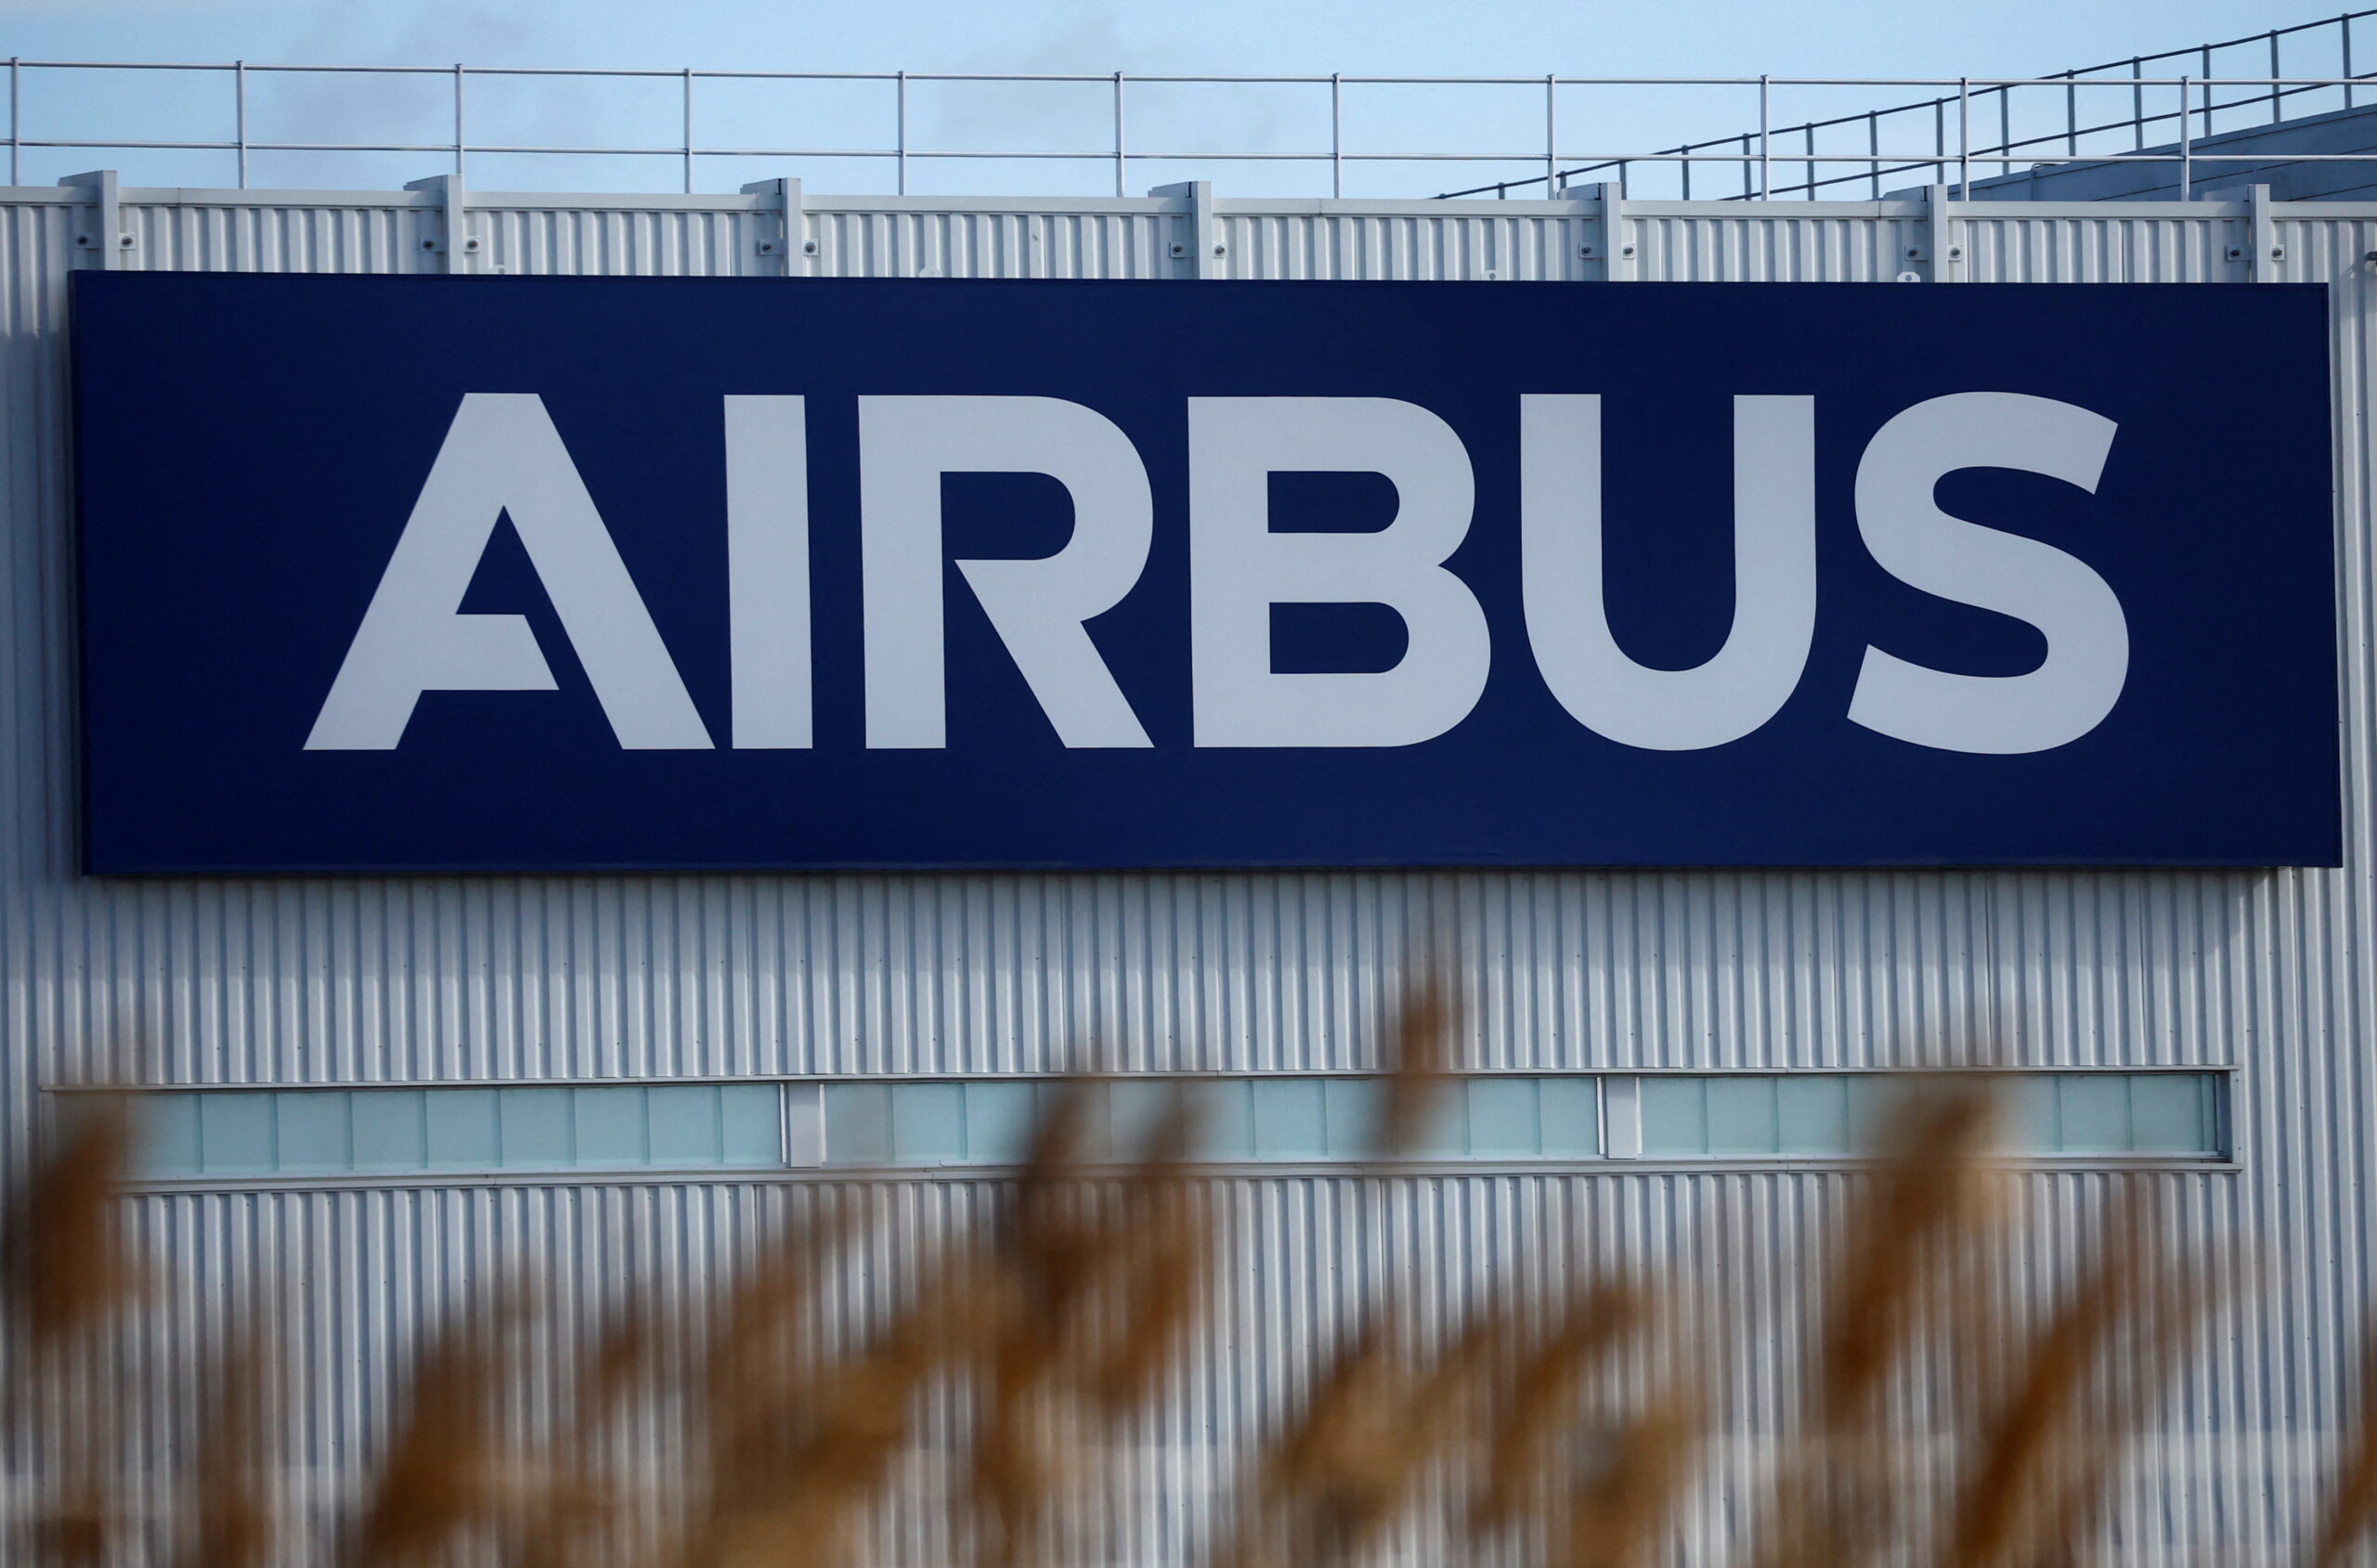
[235,60,247,189]
[1758,73,1771,198]
[682,68,695,194]
[1331,73,1343,200]
[2269,29,2282,122]
[2347,12,2358,110]
[2132,57,2145,150]
[896,71,907,197]
[1957,76,1969,197]
[1868,111,1879,199]
[453,63,466,180]
[2179,76,2193,201]
[1113,71,1125,198]
[1545,73,1557,195]
[8,58,18,188]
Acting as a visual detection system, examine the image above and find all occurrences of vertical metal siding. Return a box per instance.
[2,183,2372,1562]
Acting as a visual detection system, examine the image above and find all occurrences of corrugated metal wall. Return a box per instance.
[0,180,2368,1563]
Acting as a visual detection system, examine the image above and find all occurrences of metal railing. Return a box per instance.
[1446,9,2377,199]
[6,12,2377,202]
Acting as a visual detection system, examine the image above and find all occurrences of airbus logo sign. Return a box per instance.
[306,387,2123,759]
[72,273,2337,872]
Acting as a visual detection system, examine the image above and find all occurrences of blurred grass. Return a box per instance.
[1,987,2370,1567]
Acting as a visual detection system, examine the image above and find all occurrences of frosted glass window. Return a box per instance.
[824,1083,894,1165]
[276,1092,351,1172]
[1323,1079,1384,1158]
[1466,1079,1538,1158]
[2059,1076,2131,1152]
[136,1094,200,1178]
[500,1088,573,1168]
[2130,1075,2210,1153]
[101,1072,2220,1181]
[1640,1078,1707,1157]
[117,1084,786,1176]
[1776,1077,1848,1156]
[1706,1077,1778,1155]
[426,1089,499,1167]
[355,1090,427,1171]
[200,1093,275,1174]
[575,1087,646,1165]
[1539,1078,1600,1157]
[2001,1074,2061,1152]
[720,1085,784,1166]
[1637,1074,2226,1160]
[1201,1081,1255,1161]
[1111,1080,1183,1159]
[648,1085,722,1164]
[1251,1079,1327,1159]
[896,1082,967,1163]
[964,1082,1039,1164]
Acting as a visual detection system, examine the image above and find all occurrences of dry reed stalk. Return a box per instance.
[503,1303,656,1568]
[1756,1082,2002,1568]
[1556,1370,1701,1568]
[173,1320,274,1568]
[970,1079,1216,1568]
[967,1075,1098,1568]
[3,1094,140,1568]
[344,1296,521,1568]
[707,1256,1002,1568]
[2013,1249,2220,1568]
[1940,1193,2167,1568]
[1468,1281,1641,1539]
[1219,1306,1486,1568]
[668,1208,873,1568]
[1084,1083,1213,1421]
[1371,973,1455,1161]
[1236,1313,1419,1568]
[2312,1312,2377,1568]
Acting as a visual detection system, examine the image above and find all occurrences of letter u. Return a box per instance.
[1520,393,1816,751]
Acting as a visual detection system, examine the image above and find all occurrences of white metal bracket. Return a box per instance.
[2248,183,2284,280]
[1577,182,1635,280]
[1923,185,1964,281]
[405,174,479,272]
[1151,180,1220,278]
[740,177,809,274]
[58,171,132,269]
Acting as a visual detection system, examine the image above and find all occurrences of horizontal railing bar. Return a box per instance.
[10,59,2377,88]
[22,139,2377,168]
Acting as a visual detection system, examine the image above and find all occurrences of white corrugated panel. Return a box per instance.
[1,181,2371,1563]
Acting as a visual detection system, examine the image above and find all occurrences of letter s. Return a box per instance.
[1848,392,2124,755]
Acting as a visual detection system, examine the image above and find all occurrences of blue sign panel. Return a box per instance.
[72,272,2337,873]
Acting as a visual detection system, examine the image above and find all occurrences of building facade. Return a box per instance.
[0,175,2368,1563]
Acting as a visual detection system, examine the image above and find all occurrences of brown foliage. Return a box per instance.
[6,1013,2371,1568]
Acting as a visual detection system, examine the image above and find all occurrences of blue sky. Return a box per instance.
[0,0,2361,198]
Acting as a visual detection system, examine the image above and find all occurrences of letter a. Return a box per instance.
[306,394,713,750]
